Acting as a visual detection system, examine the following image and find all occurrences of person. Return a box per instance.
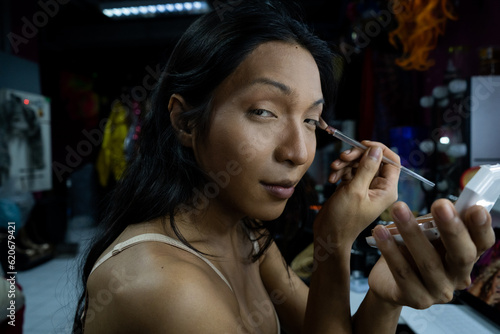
[73,1,495,333]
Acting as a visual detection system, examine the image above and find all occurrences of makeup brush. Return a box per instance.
[316,118,435,188]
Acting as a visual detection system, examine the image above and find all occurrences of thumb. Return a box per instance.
[350,146,383,189]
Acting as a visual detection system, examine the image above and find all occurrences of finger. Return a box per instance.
[349,146,384,190]
[328,165,352,184]
[330,142,390,173]
[330,141,400,187]
[329,151,356,183]
[463,205,495,257]
[330,160,359,174]
[329,161,361,183]
[365,142,401,184]
[353,141,400,188]
[431,199,477,287]
[329,150,362,173]
[391,202,455,303]
[372,224,435,308]
[339,147,365,162]
[330,158,350,172]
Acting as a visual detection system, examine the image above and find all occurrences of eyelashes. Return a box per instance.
[248,109,319,128]
[249,109,274,117]
[305,119,319,127]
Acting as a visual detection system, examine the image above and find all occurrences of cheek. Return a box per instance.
[237,133,276,163]
[197,128,258,175]
[195,124,234,165]
[306,135,317,164]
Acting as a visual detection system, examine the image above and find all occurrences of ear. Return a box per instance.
[168,94,193,147]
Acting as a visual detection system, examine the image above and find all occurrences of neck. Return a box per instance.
[173,198,250,257]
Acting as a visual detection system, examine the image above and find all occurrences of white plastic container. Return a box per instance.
[366,164,500,247]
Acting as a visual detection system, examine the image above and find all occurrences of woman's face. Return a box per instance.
[193,41,324,221]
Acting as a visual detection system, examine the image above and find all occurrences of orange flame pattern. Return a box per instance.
[389,0,457,71]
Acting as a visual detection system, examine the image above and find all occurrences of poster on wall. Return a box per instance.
[0,88,52,192]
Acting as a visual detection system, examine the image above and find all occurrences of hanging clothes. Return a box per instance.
[96,100,129,187]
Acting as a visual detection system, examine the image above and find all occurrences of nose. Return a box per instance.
[274,121,311,166]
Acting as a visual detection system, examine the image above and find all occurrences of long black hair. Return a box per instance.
[73,1,342,331]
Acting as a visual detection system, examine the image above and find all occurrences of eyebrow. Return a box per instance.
[310,98,325,110]
[250,77,325,109]
[250,77,292,95]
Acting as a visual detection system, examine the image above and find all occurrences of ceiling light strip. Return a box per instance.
[102,1,210,18]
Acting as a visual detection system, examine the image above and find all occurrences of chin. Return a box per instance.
[250,203,287,222]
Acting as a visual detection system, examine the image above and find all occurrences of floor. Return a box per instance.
[16,224,97,334]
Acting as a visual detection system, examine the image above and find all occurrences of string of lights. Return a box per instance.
[100,1,211,18]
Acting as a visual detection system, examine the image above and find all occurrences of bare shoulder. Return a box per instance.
[85,242,244,333]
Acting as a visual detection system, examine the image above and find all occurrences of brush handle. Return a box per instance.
[330,127,435,188]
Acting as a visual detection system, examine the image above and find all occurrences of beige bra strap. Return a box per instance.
[89,233,233,292]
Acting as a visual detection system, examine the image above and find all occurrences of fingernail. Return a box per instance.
[343,149,351,155]
[374,226,391,241]
[393,205,411,223]
[435,203,454,222]
[369,147,382,160]
[471,208,487,226]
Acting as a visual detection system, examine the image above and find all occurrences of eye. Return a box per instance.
[304,118,319,128]
[249,109,275,118]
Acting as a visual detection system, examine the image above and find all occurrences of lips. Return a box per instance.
[261,181,296,199]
